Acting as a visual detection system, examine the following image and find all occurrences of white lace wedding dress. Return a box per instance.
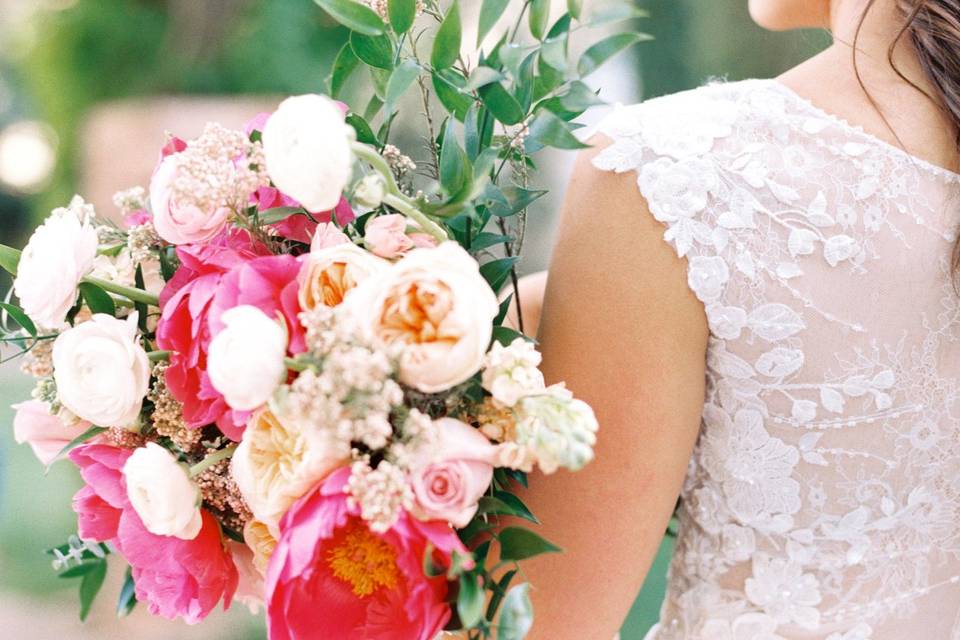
[593,79,960,640]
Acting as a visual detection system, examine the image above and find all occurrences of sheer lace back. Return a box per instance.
[593,80,960,640]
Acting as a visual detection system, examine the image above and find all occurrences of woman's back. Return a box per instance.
[593,78,960,639]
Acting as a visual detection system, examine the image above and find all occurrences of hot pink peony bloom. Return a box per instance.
[252,186,356,243]
[69,444,238,624]
[156,230,271,439]
[266,467,470,640]
[12,400,91,465]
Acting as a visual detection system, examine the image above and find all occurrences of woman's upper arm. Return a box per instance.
[514,138,709,639]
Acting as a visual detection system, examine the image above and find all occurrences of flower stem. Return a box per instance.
[82,276,160,307]
[147,350,171,362]
[189,444,238,477]
[382,194,449,243]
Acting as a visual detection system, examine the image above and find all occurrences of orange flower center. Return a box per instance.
[326,522,400,597]
[378,280,458,345]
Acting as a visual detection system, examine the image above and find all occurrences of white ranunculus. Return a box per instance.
[123,442,202,540]
[14,196,99,328]
[481,338,545,407]
[262,94,353,212]
[513,384,599,474]
[207,305,288,411]
[53,313,150,427]
[345,242,500,393]
[232,409,349,533]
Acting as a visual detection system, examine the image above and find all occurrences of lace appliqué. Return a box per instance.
[595,80,960,640]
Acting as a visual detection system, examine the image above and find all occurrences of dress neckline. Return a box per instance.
[760,78,960,184]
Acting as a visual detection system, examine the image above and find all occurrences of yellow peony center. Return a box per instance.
[326,522,400,597]
[379,280,458,345]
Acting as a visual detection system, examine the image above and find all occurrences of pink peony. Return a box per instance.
[12,400,90,465]
[266,467,469,640]
[253,186,356,243]
[69,444,238,624]
[156,230,270,439]
[410,418,497,528]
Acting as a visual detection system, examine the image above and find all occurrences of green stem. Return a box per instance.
[382,194,449,242]
[82,276,159,307]
[351,141,403,196]
[147,350,171,362]
[189,444,238,477]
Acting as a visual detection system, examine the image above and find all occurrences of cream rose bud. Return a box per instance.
[345,242,500,393]
[123,443,203,540]
[53,313,150,427]
[14,196,99,328]
[263,94,354,212]
[410,418,497,528]
[513,385,599,474]
[298,243,389,310]
[207,305,288,411]
[482,338,546,407]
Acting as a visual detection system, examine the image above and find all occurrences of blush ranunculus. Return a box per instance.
[150,154,232,245]
[12,400,90,465]
[410,418,497,528]
[265,467,470,640]
[155,230,271,440]
[69,444,238,624]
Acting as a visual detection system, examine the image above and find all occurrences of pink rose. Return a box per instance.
[266,468,469,640]
[69,444,238,624]
[310,222,351,251]
[410,232,439,249]
[364,214,416,258]
[156,230,271,439]
[411,418,497,528]
[150,154,233,245]
[12,400,90,465]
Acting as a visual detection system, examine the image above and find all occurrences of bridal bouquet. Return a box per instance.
[5,0,645,637]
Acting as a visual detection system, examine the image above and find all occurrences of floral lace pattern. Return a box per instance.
[593,80,960,639]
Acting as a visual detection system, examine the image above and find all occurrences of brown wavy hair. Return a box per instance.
[855,0,960,273]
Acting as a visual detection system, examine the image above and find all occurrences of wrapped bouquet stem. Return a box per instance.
[5,0,647,637]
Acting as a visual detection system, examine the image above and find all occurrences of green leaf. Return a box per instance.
[527,109,589,150]
[478,82,525,125]
[351,31,395,69]
[117,566,137,617]
[48,426,108,468]
[346,113,380,146]
[578,32,651,76]
[78,559,107,622]
[463,66,504,92]
[431,0,462,70]
[432,70,472,121]
[558,80,605,111]
[567,0,583,20]
[313,0,386,36]
[515,51,537,111]
[492,325,529,346]
[464,103,481,160]
[540,34,568,72]
[486,568,518,621]
[385,59,421,114]
[439,119,469,197]
[498,526,561,562]
[529,0,550,40]
[329,42,361,98]
[457,573,485,628]
[489,186,548,217]
[0,302,36,337]
[159,246,177,282]
[78,282,117,316]
[388,0,416,33]
[364,94,384,122]
[585,2,649,27]
[480,256,518,294]
[0,244,21,276]
[470,231,513,252]
[478,494,539,523]
[498,583,534,640]
[258,206,304,225]
[494,293,513,325]
[477,0,509,46]
[57,560,102,579]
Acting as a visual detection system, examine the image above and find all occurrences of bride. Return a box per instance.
[512,0,960,638]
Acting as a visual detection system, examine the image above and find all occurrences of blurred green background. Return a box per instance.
[0,1,829,638]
